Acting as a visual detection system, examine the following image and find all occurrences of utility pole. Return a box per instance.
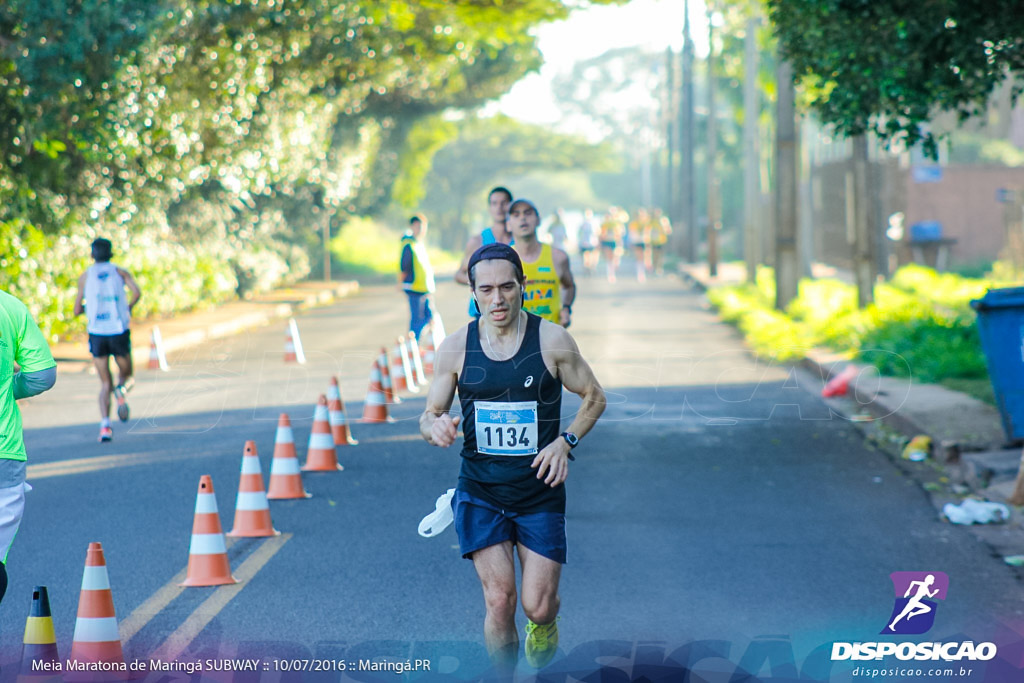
[743,15,760,283]
[665,47,676,222]
[706,2,719,277]
[679,0,696,262]
[775,59,799,310]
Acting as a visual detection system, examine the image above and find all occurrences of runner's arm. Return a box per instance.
[454,235,483,285]
[548,327,605,441]
[118,268,142,312]
[553,248,575,327]
[72,271,87,317]
[419,331,465,446]
[531,326,606,486]
[13,297,57,399]
[13,367,56,400]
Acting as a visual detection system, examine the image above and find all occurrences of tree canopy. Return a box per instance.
[0,0,625,338]
[766,0,1024,156]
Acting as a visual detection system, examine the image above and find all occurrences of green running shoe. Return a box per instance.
[524,618,559,669]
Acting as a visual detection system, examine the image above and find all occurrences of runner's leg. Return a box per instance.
[472,541,520,671]
[94,356,113,421]
[517,544,561,627]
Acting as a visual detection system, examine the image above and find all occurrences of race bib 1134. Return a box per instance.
[474,401,538,456]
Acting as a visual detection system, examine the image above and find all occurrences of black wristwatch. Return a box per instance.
[562,304,572,314]
[561,432,578,461]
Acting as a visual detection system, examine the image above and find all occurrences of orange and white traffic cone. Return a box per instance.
[379,347,399,404]
[390,342,410,393]
[420,329,436,377]
[327,377,358,446]
[227,441,279,537]
[67,543,126,677]
[822,364,859,398]
[284,318,306,364]
[302,395,343,471]
[360,360,392,423]
[180,475,237,587]
[398,336,420,393]
[407,331,428,387]
[431,310,447,348]
[266,414,311,499]
[20,585,60,679]
[147,326,169,371]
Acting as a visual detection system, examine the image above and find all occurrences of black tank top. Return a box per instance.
[458,313,564,513]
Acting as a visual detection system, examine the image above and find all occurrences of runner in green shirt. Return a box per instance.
[0,290,57,604]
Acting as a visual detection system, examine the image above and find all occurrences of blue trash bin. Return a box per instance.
[971,287,1024,443]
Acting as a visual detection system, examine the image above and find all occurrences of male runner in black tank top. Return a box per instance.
[420,243,606,673]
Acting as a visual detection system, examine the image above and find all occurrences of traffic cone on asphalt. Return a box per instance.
[284,318,306,364]
[20,586,60,677]
[431,311,446,348]
[822,364,859,398]
[379,347,399,404]
[228,441,279,537]
[398,336,420,393]
[327,377,358,446]
[181,476,237,587]
[266,414,311,500]
[361,360,392,423]
[147,326,169,371]
[420,329,436,377]
[302,395,343,471]
[390,342,411,393]
[407,331,428,387]
[68,543,126,676]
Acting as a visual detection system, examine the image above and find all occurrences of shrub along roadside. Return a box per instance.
[2,220,302,343]
[705,265,1008,404]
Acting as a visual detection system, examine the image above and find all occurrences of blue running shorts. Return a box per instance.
[452,490,566,564]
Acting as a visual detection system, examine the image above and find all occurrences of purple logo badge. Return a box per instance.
[881,572,949,635]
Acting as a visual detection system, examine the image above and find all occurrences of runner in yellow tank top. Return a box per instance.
[507,198,576,327]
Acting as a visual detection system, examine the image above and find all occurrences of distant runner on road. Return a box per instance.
[0,289,56,605]
[455,186,514,317]
[74,237,141,443]
[420,243,605,673]
[507,198,575,328]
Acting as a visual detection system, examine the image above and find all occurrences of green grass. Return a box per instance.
[706,264,1007,386]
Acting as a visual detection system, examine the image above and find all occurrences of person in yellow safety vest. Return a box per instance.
[627,207,653,283]
[650,208,673,276]
[507,199,575,327]
[400,214,436,340]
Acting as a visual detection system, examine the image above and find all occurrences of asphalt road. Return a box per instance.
[7,274,1024,682]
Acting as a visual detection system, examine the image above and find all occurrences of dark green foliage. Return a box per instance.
[767,0,1024,156]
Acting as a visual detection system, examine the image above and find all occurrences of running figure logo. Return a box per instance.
[882,571,949,635]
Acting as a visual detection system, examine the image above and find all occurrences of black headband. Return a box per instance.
[467,243,524,286]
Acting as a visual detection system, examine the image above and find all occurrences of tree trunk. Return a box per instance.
[774,59,799,310]
[664,47,676,223]
[852,135,876,307]
[706,3,718,277]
